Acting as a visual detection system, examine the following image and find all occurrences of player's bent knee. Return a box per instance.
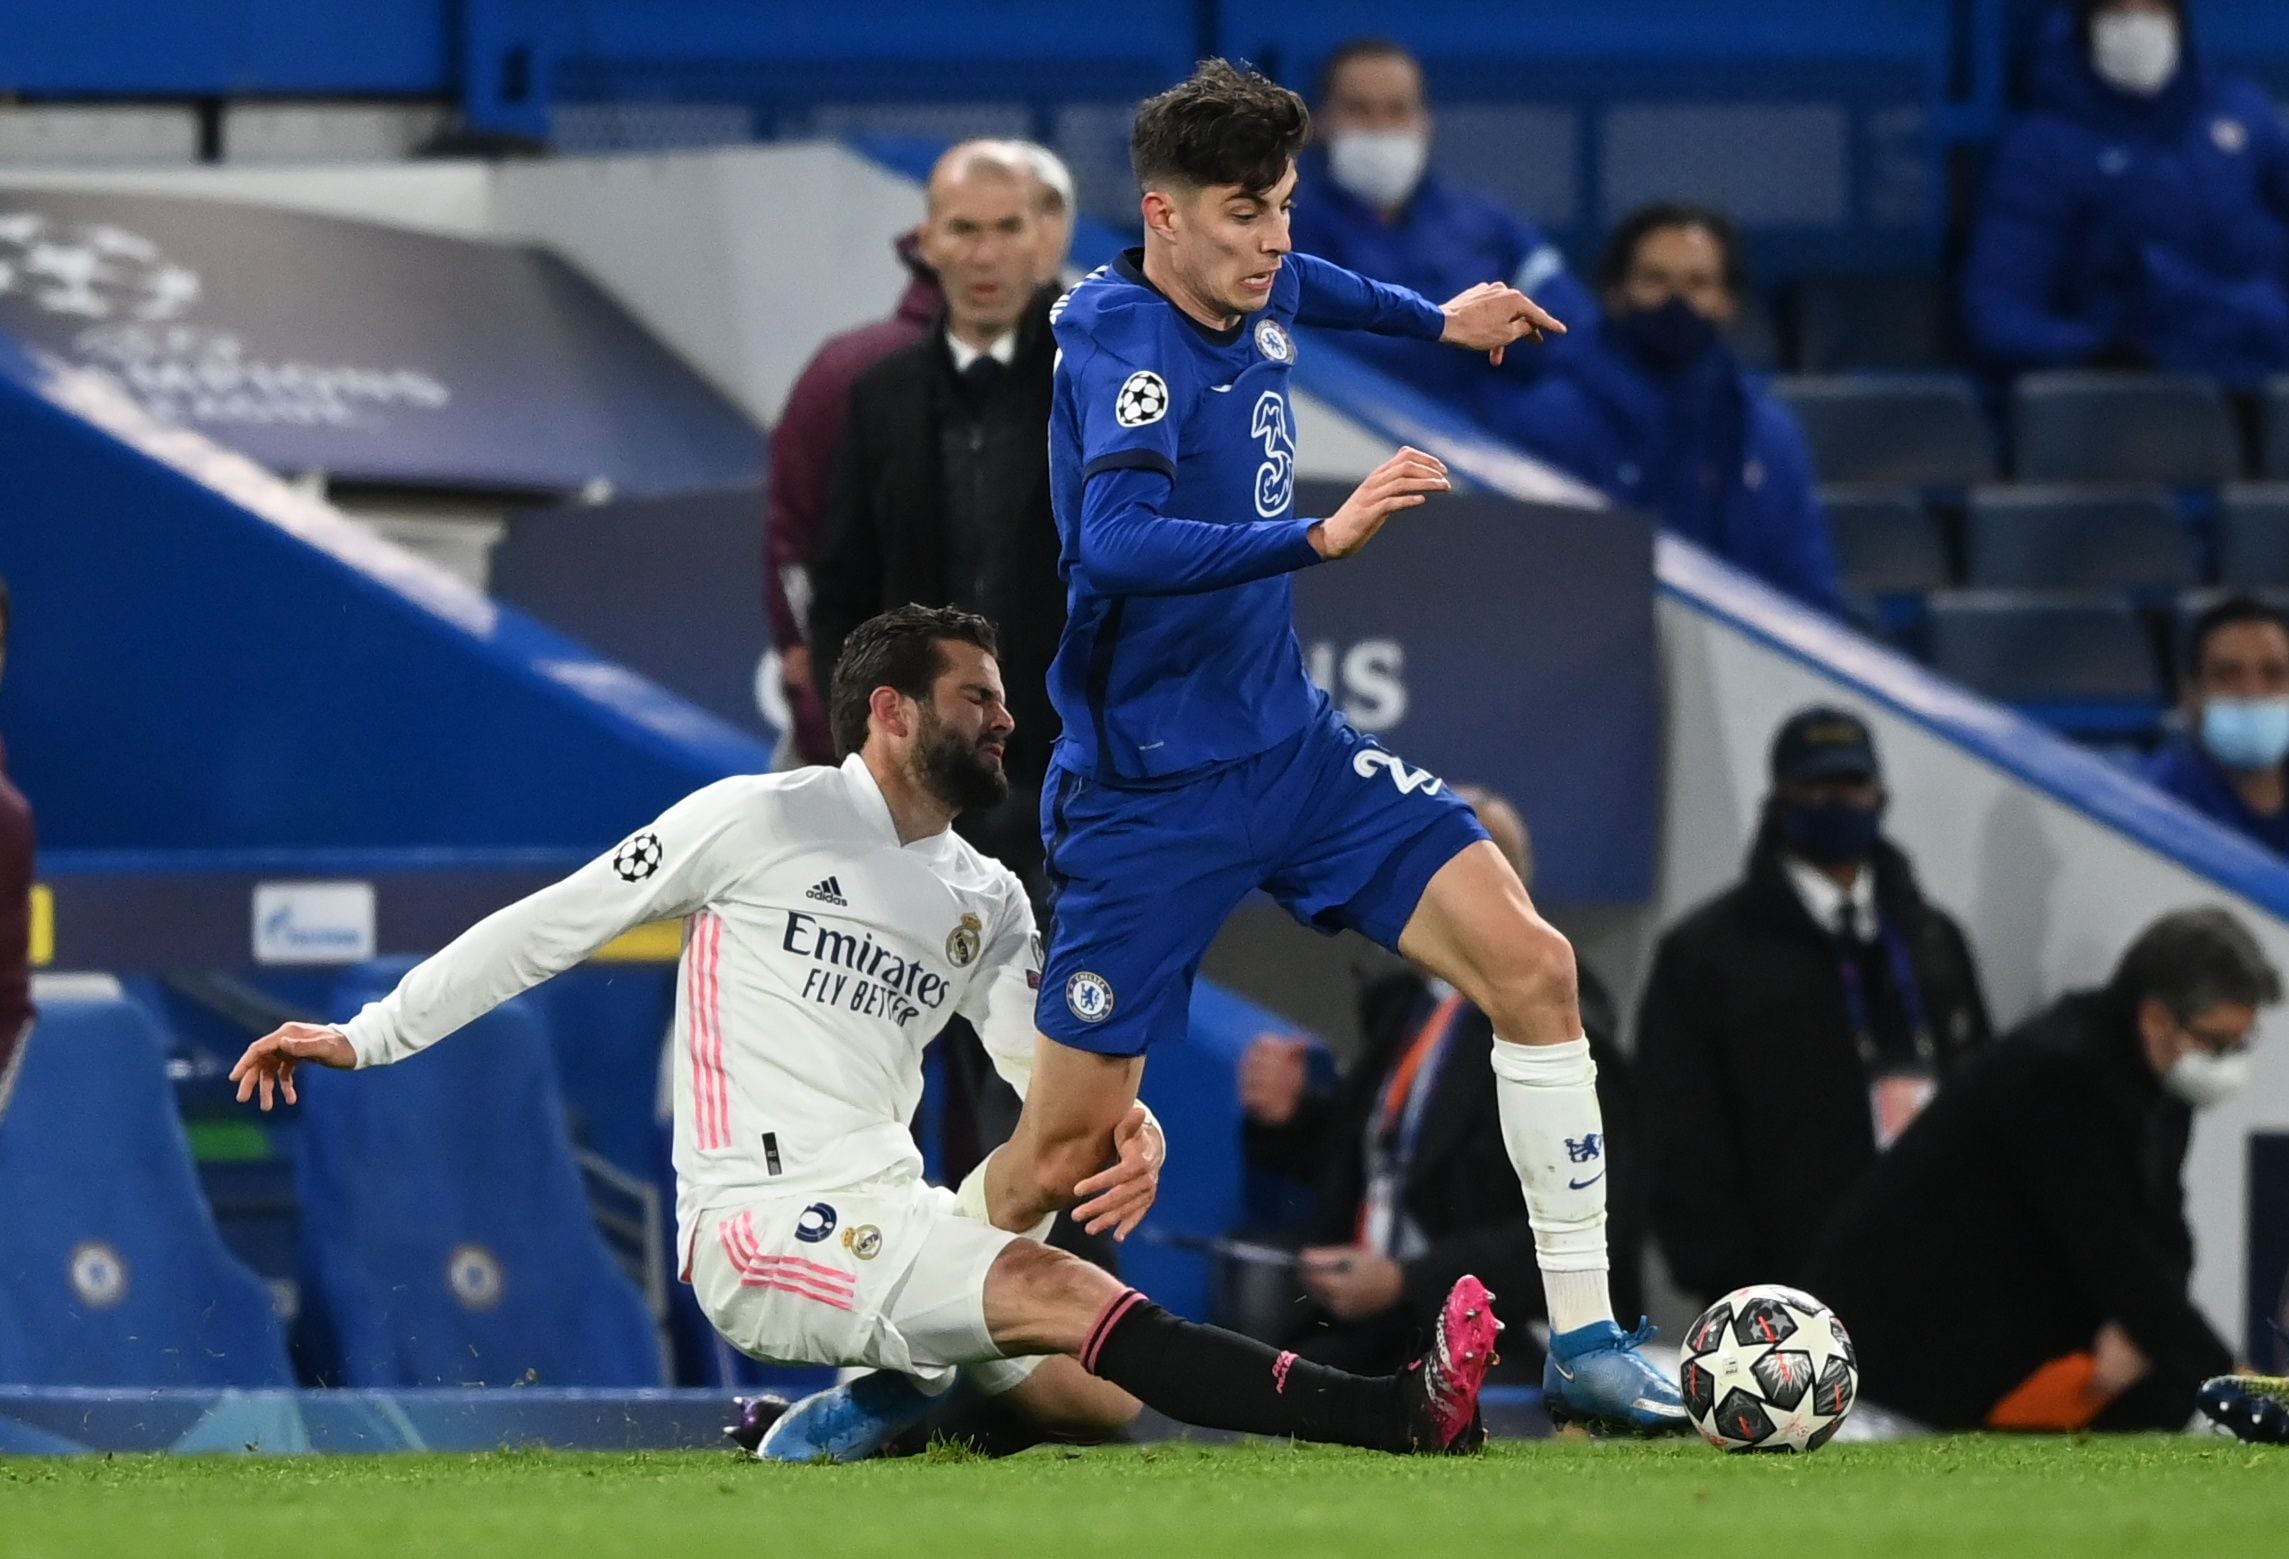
[981,1239,1125,1358]
[1478,919,1576,1036]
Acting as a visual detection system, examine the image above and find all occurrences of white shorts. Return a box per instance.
[690,1180,1045,1394]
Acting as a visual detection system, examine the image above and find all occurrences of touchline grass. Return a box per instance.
[3,1436,2285,1559]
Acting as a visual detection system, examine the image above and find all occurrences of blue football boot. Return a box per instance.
[753,1371,941,1463]
[1543,1317,1692,1436]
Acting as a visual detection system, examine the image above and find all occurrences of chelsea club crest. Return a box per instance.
[1254,318,1293,363]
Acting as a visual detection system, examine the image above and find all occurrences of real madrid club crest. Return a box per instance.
[1255,318,1293,363]
[946,912,983,969]
[1066,971,1115,1024]
[841,1224,884,1261]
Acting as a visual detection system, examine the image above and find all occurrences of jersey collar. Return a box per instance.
[1115,248,1247,348]
[837,752,958,857]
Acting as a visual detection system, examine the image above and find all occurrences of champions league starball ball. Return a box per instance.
[1678,1284,1859,1452]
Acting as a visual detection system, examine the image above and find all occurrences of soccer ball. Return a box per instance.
[1679,1283,1858,1452]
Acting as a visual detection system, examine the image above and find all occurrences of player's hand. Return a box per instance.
[2093,1322,2151,1395]
[1238,1033,1313,1126]
[1311,447,1449,560]
[1439,280,1566,366]
[1071,1103,1165,1242]
[229,1022,356,1112]
[1299,1247,1404,1321]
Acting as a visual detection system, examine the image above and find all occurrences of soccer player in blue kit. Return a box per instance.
[970,60,1687,1434]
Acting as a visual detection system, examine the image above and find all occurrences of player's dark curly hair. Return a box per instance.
[828,604,1001,760]
[1131,59,1310,196]
[1596,202,1748,299]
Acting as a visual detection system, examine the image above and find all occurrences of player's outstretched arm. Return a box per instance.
[1439,281,1567,367]
[230,1022,356,1112]
[1309,446,1451,561]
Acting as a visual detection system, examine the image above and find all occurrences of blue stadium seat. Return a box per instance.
[1773,375,1996,487]
[2219,485,2289,589]
[1788,272,1958,372]
[2011,372,2242,485]
[0,989,292,1386]
[2266,379,2289,481]
[1964,485,2197,593]
[1925,593,2165,738]
[294,962,662,1387]
[1824,486,1951,596]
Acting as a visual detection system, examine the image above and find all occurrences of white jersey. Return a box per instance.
[337,755,1043,1269]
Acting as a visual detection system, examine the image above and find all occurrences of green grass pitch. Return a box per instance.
[3,1437,2285,1559]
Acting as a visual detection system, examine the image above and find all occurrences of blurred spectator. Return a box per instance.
[762,216,947,765]
[0,577,32,1119]
[1638,706,1992,1307]
[808,140,1064,900]
[2145,595,2289,854]
[1807,907,2273,1431]
[1288,38,1596,421]
[1491,204,1844,613]
[1237,787,1642,1378]
[1963,1,2289,386]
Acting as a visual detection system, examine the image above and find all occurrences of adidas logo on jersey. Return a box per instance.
[805,876,848,907]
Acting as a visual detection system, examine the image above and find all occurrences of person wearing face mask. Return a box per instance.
[1806,907,2275,1432]
[1963,0,2289,385]
[2145,596,2289,855]
[1636,707,1993,1307]
[1287,39,1597,421]
[1491,204,1844,615]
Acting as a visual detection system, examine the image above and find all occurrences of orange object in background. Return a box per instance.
[1985,1351,2114,1431]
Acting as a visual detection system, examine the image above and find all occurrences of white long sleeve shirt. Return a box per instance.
[337,755,1044,1268]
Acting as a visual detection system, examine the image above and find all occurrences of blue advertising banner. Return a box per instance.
[1289,481,1658,905]
[0,188,761,495]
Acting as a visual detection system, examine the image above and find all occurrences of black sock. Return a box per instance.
[1083,1289,1411,1451]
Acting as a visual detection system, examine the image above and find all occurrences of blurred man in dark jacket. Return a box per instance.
[1964,1,2289,385]
[1490,204,1841,613]
[1638,706,1992,1306]
[807,141,1064,900]
[1807,907,2274,1431]
[1237,788,1641,1379]
[0,577,33,1118]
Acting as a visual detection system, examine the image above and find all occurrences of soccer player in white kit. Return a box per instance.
[231,605,1500,1460]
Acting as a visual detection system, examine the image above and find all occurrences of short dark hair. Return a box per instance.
[2110,906,2282,1020]
[1316,37,1419,107]
[2187,593,2289,677]
[827,605,1000,760]
[1597,202,1748,298]
[1132,59,1309,197]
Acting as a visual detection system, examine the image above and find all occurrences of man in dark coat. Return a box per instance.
[1637,706,1992,1307]
[1806,907,2274,1431]
[1237,788,1642,1380]
[808,142,1065,899]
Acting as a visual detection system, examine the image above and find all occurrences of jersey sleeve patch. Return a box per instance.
[1114,369,1170,427]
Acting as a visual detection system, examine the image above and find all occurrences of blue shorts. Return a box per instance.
[1036,710,1487,1057]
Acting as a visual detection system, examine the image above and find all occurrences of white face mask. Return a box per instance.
[1327,129,1430,211]
[2091,11,2182,98]
[2163,1046,2251,1109]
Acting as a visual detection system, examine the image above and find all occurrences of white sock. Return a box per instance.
[1490,1035,1615,1336]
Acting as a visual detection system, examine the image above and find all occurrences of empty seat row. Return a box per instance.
[1778,372,2289,489]
[1921,594,2164,739]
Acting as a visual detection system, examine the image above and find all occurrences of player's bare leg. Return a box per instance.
[981,1239,1494,1453]
[983,1038,1143,1233]
[1398,839,1687,1434]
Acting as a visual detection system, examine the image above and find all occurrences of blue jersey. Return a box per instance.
[1046,248,1445,782]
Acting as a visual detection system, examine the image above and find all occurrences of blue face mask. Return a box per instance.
[1775,797,1886,868]
[1611,296,1722,375]
[2201,697,2289,772]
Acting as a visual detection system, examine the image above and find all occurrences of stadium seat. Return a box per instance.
[2218,485,2289,589]
[294,962,663,1388]
[1963,485,2197,593]
[1773,375,1995,487]
[2011,372,2242,485]
[1925,593,2165,738]
[1823,486,1950,596]
[1787,271,1958,372]
[2266,379,2289,481]
[0,989,293,1386]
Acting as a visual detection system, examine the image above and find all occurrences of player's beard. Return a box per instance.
[914,706,1011,814]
